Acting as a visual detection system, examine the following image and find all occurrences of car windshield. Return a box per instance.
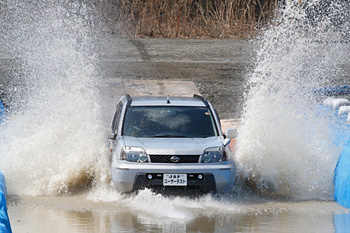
[122,106,218,138]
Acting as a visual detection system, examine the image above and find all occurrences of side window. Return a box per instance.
[111,102,123,135]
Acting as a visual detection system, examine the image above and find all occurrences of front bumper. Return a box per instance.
[111,162,235,193]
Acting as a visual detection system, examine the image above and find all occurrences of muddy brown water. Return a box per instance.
[8,194,350,233]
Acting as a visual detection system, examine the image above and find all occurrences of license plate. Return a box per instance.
[163,174,187,186]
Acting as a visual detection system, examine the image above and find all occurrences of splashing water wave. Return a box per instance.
[235,2,350,200]
[0,1,110,195]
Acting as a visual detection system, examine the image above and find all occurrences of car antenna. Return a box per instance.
[166,96,170,104]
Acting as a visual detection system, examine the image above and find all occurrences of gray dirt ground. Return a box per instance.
[94,38,256,119]
[0,39,256,119]
[2,39,350,119]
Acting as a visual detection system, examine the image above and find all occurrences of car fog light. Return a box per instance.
[198,174,203,180]
[147,174,153,180]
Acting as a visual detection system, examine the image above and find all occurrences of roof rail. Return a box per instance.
[193,94,209,107]
[125,94,132,106]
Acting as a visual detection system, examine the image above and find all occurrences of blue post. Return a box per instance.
[0,99,12,232]
[334,141,350,209]
[0,99,5,124]
[0,173,11,233]
[315,88,350,209]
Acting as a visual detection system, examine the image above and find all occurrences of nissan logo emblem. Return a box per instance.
[170,156,180,163]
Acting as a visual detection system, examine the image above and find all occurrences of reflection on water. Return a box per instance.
[7,192,350,233]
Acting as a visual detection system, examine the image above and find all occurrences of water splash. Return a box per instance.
[1,1,349,200]
[0,1,110,195]
[235,2,350,200]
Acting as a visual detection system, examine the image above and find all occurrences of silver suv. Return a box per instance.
[109,94,237,193]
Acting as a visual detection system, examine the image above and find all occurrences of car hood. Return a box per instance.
[122,136,224,155]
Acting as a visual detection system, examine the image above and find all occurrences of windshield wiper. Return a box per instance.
[152,135,187,138]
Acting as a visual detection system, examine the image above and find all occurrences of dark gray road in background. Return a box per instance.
[2,38,350,119]
[94,38,256,119]
[1,39,255,118]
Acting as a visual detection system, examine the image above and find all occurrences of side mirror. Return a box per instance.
[225,128,237,139]
[108,133,116,140]
[224,138,231,146]
[108,133,116,153]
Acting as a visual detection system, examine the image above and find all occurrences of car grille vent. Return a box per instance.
[149,155,200,163]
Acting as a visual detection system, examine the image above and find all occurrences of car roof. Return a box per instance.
[129,96,208,107]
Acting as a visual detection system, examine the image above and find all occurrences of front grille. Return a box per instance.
[149,155,200,163]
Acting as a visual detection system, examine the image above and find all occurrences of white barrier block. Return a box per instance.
[339,106,350,115]
[323,98,350,109]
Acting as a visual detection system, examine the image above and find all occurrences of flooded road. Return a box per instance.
[1,1,350,232]
[8,193,350,233]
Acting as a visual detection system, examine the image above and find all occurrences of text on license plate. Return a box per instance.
[163,174,187,186]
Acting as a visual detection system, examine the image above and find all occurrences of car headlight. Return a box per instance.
[121,146,148,163]
[201,147,226,163]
